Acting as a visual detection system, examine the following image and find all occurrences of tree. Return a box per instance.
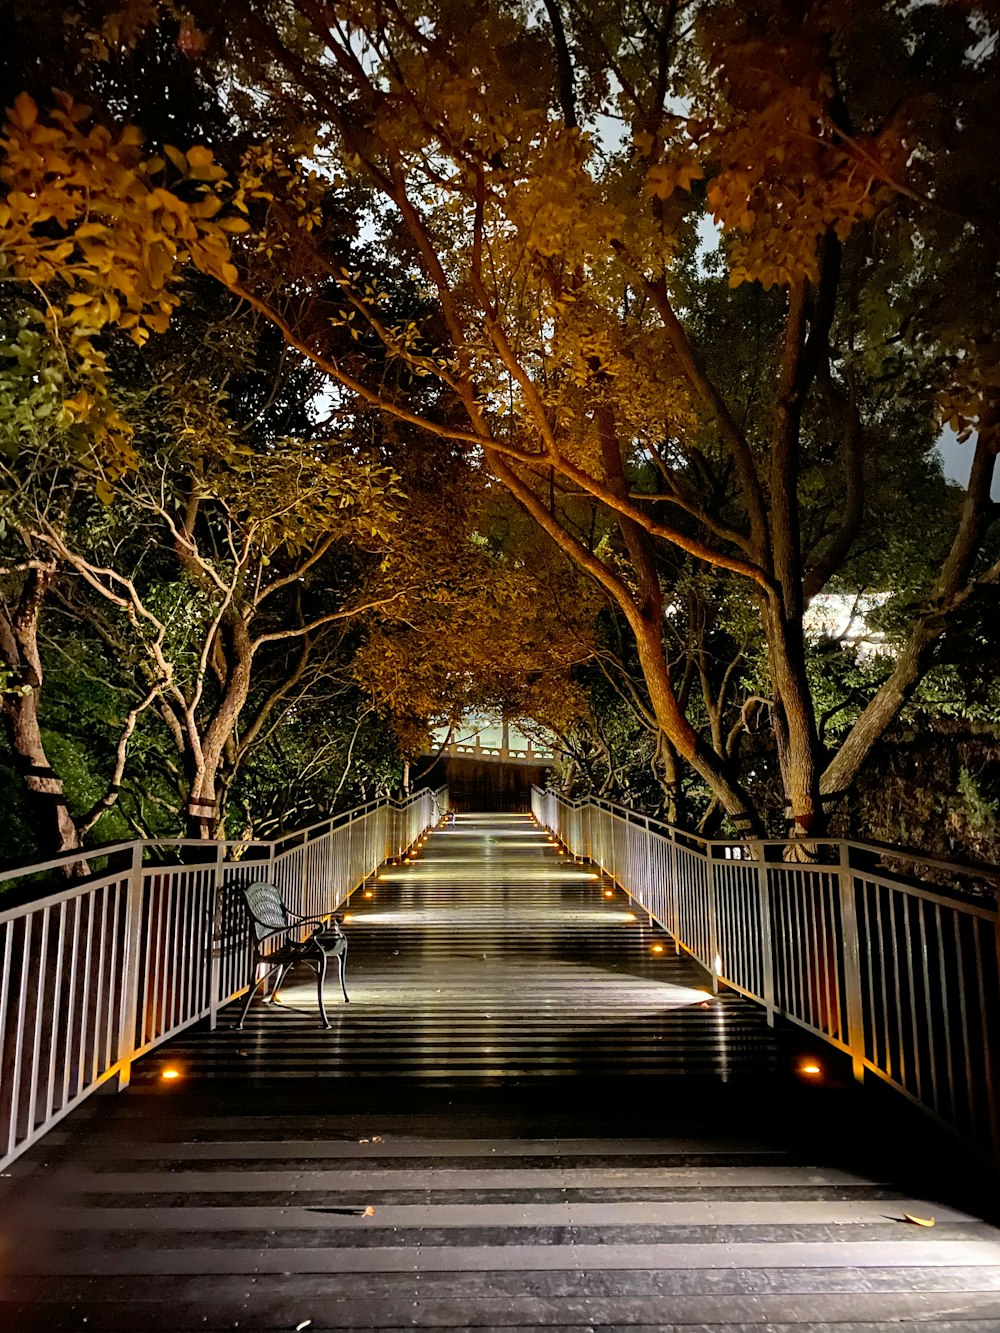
[3,0,998,842]
[199,0,998,836]
[5,364,404,839]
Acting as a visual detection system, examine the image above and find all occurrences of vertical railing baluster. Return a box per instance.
[208,841,227,1033]
[706,846,719,994]
[837,842,865,1083]
[116,842,146,1090]
[755,844,775,1026]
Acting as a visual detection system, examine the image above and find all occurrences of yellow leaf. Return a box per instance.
[218,216,251,232]
[676,160,704,191]
[903,1213,935,1227]
[11,92,38,130]
[164,144,188,174]
[645,164,675,200]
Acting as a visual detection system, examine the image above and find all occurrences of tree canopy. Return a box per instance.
[1,0,997,864]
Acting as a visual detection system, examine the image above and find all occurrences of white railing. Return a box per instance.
[0,786,447,1171]
[533,787,1000,1163]
[438,740,554,765]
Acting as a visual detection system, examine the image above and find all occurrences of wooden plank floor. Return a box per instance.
[3,812,999,1331]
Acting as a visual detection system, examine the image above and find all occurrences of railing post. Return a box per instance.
[116,841,146,1090]
[838,842,866,1083]
[755,842,775,1026]
[208,841,227,1033]
[706,846,720,994]
[669,830,680,954]
[300,827,311,910]
[991,906,1000,1162]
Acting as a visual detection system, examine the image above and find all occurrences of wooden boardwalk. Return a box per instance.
[3,812,999,1330]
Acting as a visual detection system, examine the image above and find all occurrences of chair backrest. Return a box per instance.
[239,881,290,941]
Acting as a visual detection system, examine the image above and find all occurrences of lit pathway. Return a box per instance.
[3,813,999,1330]
[157,811,776,1083]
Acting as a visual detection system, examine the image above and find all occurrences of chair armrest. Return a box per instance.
[254,922,321,945]
[286,909,333,928]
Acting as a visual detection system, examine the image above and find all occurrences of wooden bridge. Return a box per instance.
[2,810,999,1330]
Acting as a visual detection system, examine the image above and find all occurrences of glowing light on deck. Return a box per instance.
[342,907,643,926]
[376,866,603,883]
[160,1068,181,1081]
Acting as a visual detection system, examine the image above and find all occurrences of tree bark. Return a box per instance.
[0,569,82,858]
[820,424,999,803]
[185,615,255,839]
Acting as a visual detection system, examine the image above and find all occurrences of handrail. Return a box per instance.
[0,788,442,891]
[0,786,449,1171]
[539,790,1000,890]
[532,787,1000,1164]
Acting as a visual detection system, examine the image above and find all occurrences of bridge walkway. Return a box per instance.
[3,813,999,1329]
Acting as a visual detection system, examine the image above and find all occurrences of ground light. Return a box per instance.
[160,1067,181,1081]
[798,1058,823,1079]
[603,889,614,898]
[650,943,664,954]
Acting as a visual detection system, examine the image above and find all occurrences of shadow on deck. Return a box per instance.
[3,813,999,1330]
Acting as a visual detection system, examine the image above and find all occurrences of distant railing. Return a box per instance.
[532,787,1000,1163]
[0,786,448,1171]
[434,739,554,765]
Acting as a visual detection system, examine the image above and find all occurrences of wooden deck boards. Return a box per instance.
[2,812,999,1330]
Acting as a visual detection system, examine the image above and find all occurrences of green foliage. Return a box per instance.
[957,765,999,840]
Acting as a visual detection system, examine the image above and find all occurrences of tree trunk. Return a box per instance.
[184,617,255,839]
[821,425,999,804]
[0,569,82,858]
[763,595,824,836]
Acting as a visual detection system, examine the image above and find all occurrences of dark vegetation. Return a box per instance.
[0,0,996,875]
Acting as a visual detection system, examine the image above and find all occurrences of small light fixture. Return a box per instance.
[798,1059,823,1078]
[603,889,614,898]
[161,1067,181,1081]
[650,943,664,954]
[364,890,374,899]
[342,913,354,922]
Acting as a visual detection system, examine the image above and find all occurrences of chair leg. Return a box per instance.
[269,963,290,1001]
[337,946,349,1004]
[236,967,274,1030]
[315,952,331,1029]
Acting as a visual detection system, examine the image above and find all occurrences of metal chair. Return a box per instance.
[235,881,349,1030]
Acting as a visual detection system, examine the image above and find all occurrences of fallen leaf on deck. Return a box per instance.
[296,1322,312,1331]
[306,1205,376,1216]
[903,1212,935,1227]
